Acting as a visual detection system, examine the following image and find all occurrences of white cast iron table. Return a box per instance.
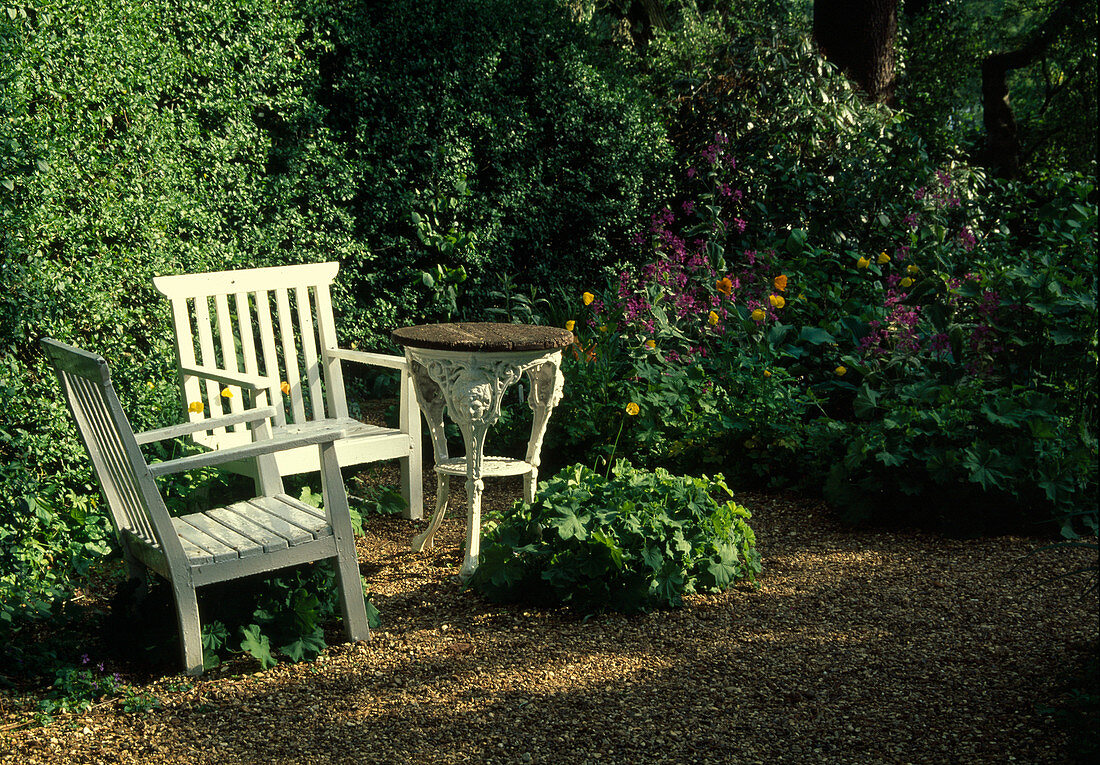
[392,322,572,580]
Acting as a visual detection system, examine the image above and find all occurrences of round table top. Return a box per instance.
[392,322,574,353]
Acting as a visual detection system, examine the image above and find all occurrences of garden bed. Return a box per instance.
[1,469,1096,764]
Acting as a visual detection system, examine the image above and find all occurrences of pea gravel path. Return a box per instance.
[2,472,1096,764]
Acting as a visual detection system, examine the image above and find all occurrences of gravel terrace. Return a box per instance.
[2,468,1096,764]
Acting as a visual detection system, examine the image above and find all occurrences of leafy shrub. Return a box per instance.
[469,461,761,613]
[1,0,671,654]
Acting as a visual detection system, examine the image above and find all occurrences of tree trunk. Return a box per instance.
[980,0,1085,179]
[814,0,899,105]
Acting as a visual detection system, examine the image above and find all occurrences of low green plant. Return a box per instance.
[469,460,761,613]
[35,656,122,722]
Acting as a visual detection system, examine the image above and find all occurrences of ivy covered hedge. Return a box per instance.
[0,0,671,636]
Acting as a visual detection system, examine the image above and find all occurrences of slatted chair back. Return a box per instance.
[41,339,187,574]
[152,262,349,450]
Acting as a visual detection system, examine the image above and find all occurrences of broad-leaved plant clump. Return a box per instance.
[469,461,761,613]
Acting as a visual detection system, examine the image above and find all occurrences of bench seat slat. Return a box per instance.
[207,505,291,553]
[172,518,240,563]
[252,496,331,537]
[223,500,316,546]
[177,514,264,558]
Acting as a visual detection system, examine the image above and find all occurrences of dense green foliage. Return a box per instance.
[0,0,671,663]
[0,0,1095,696]
[470,461,761,612]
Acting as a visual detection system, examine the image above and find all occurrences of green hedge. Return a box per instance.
[0,0,671,636]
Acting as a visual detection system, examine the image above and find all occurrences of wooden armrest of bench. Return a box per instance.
[134,407,279,445]
[147,422,348,477]
[323,348,408,371]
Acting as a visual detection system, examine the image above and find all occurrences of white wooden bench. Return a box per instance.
[42,338,370,675]
[153,262,423,519]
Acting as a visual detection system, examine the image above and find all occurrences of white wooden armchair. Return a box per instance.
[152,262,423,520]
[42,338,369,675]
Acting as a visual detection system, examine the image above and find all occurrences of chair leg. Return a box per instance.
[400,452,424,521]
[319,441,370,643]
[170,580,204,676]
[411,473,449,552]
[333,547,370,643]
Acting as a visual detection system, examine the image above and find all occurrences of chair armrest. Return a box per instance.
[179,364,277,390]
[323,348,408,371]
[133,407,279,446]
[147,422,348,477]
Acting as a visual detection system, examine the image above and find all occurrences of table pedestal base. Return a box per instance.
[405,348,565,580]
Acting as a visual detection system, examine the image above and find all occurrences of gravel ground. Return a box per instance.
[2,470,1096,764]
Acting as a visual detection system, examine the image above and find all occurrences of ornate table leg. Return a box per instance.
[411,353,521,579]
[523,352,565,503]
[408,359,450,552]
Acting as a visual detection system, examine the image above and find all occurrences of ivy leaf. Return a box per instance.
[280,627,327,663]
[240,625,277,669]
[797,326,835,345]
[548,508,588,541]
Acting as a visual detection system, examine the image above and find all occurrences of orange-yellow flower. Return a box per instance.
[625,402,640,416]
[900,277,914,288]
[708,310,719,326]
[188,400,204,414]
[773,274,788,292]
[768,294,785,309]
[751,308,766,321]
[877,252,890,264]
[835,365,847,376]
[763,369,772,378]
[565,320,576,332]
[220,388,233,399]
[582,291,595,306]
[907,264,920,275]
[716,277,733,296]
[857,256,870,269]
[645,339,656,349]
[280,380,291,395]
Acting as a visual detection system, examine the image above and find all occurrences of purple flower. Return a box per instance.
[959,227,976,251]
[914,187,927,201]
[81,654,90,665]
[681,200,694,215]
[732,218,747,234]
[904,213,919,229]
[686,167,696,178]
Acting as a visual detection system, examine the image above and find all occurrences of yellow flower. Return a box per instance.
[877,252,890,264]
[708,310,719,326]
[187,400,204,414]
[773,274,788,292]
[900,277,914,288]
[645,339,656,349]
[857,257,870,269]
[220,388,233,399]
[763,369,772,378]
[599,325,607,333]
[625,402,640,416]
[907,264,920,275]
[565,320,576,332]
[716,277,733,296]
[751,308,766,321]
[835,366,847,376]
[280,380,291,395]
[582,291,595,306]
[146,381,155,390]
[768,294,786,309]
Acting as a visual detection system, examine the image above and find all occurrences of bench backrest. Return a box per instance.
[41,338,185,567]
[153,263,350,449]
